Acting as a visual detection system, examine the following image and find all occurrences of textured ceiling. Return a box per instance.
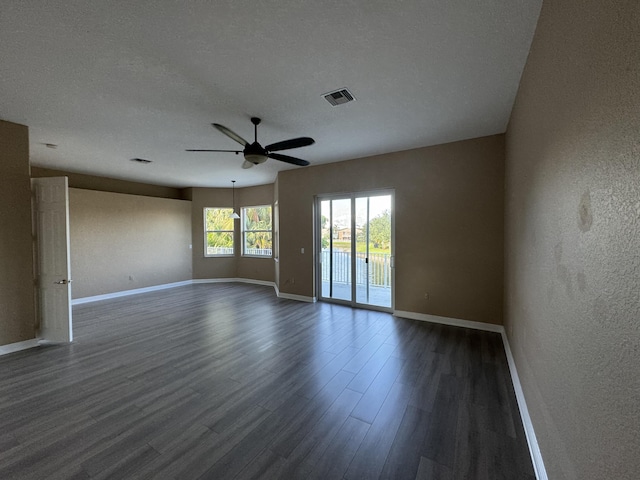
[0,0,541,188]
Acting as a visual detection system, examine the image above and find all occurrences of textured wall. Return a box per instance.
[0,120,36,345]
[278,135,505,324]
[69,189,192,298]
[504,0,640,478]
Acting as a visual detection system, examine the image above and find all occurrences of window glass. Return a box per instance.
[242,205,272,256]
[204,208,234,256]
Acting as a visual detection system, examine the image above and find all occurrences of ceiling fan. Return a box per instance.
[187,117,314,169]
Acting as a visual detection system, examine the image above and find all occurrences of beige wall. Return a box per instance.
[32,167,188,199]
[278,135,505,324]
[0,120,36,345]
[69,188,192,298]
[190,184,275,282]
[273,177,280,287]
[504,0,640,479]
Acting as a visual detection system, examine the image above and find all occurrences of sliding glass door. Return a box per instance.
[319,198,352,301]
[317,191,394,311]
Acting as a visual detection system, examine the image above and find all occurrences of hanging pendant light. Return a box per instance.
[230,180,240,219]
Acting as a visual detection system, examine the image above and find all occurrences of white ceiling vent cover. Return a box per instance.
[323,88,355,106]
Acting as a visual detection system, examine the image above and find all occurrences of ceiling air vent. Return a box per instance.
[130,158,152,164]
[323,88,355,106]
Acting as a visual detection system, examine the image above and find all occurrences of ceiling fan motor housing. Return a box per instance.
[244,142,268,164]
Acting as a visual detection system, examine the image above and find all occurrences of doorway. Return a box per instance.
[316,191,394,311]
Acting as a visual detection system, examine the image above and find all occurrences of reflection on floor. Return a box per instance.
[0,283,534,479]
[321,281,392,308]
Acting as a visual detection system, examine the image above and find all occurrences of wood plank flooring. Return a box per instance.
[0,284,535,479]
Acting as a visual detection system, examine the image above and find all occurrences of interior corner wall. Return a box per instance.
[190,184,275,282]
[0,120,36,345]
[277,134,505,324]
[504,0,640,479]
[69,188,192,299]
[236,184,275,282]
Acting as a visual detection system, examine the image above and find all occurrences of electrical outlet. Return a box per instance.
[424,292,429,300]
[291,277,295,284]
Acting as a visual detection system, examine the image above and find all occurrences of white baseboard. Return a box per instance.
[193,279,316,303]
[192,278,275,288]
[273,284,316,303]
[501,331,548,480]
[276,290,317,303]
[73,278,318,306]
[72,280,193,305]
[392,309,547,480]
[393,310,503,333]
[0,338,40,356]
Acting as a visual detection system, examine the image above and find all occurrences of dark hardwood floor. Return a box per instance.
[0,284,535,479]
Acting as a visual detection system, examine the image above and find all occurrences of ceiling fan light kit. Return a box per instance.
[244,154,267,164]
[187,117,314,168]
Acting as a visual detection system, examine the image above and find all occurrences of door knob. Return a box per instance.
[54,279,72,285]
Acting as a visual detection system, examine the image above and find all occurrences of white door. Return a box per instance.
[32,177,73,343]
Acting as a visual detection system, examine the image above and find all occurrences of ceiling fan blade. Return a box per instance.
[242,160,255,169]
[212,123,249,146]
[268,152,310,167]
[186,149,242,153]
[265,137,315,152]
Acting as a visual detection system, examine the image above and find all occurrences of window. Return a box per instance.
[204,208,234,256]
[242,205,272,256]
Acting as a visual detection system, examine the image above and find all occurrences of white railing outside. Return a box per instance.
[206,247,234,255]
[206,247,273,256]
[321,250,391,287]
[244,248,273,256]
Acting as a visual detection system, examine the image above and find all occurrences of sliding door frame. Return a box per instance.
[314,189,395,313]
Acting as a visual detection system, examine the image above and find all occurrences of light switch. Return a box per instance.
[301,248,304,254]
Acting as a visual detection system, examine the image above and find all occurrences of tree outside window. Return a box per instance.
[242,205,272,256]
[204,207,234,256]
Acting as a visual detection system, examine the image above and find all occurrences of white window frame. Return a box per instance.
[204,207,235,257]
[242,204,273,257]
